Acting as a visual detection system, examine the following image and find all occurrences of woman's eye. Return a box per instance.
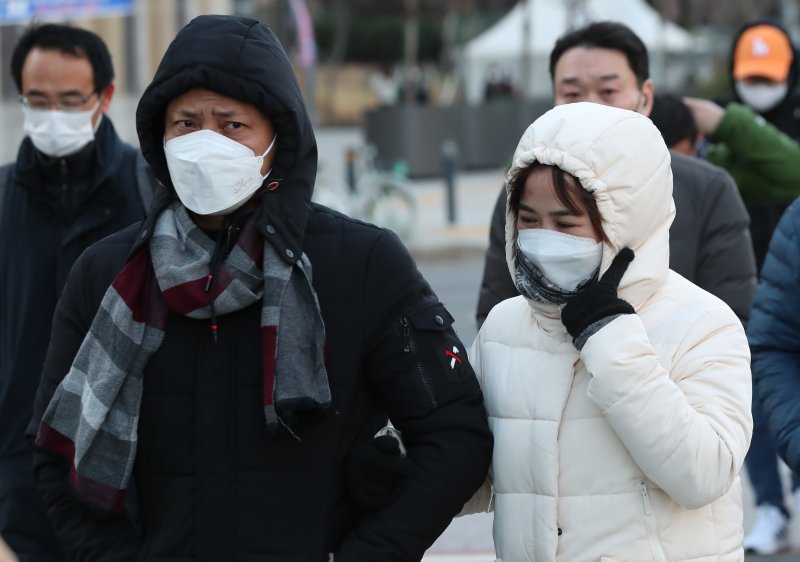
[225,122,243,130]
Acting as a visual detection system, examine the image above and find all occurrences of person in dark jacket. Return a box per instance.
[748,197,800,554]
[749,196,800,479]
[477,22,756,328]
[0,24,152,561]
[27,15,492,562]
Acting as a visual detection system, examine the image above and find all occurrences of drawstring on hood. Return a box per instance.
[204,234,226,343]
[200,206,255,342]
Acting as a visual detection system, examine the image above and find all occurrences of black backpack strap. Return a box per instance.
[134,150,156,214]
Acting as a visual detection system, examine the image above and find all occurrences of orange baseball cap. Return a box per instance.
[734,25,794,82]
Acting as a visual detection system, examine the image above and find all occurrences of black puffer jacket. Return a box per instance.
[29,15,492,562]
[0,117,148,561]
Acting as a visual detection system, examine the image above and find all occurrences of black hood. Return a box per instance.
[728,19,799,107]
[135,15,317,259]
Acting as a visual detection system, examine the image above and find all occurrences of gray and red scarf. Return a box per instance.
[36,202,329,511]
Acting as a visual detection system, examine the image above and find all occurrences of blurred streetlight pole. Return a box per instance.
[134,0,150,96]
[780,0,800,42]
[404,0,420,104]
[520,0,532,101]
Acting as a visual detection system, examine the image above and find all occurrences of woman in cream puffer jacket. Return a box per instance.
[464,102,752,561]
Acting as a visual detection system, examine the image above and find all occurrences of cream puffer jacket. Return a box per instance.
[464,103,753,562]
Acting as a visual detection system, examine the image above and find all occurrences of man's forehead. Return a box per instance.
[22,49,94,92]
[555,47,635,81]
[167,89,251,112]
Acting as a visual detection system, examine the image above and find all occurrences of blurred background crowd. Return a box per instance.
[0,0,797,165]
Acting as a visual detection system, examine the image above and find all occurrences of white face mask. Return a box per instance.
[22,101,100,158]
[164,129,277,216]
[735,80,788,112]
[517,228,602,291]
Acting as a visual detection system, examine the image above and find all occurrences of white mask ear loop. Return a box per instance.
[261,134,277,158]
[259,135,278,179]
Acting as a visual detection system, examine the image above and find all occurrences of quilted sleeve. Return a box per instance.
[581,310,752,509]
[748,198,800,471]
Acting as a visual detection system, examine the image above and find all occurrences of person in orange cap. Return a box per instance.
[680,19,800,556]
[732,22,797,122]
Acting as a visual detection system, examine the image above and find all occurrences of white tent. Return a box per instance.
[461,0,709,103]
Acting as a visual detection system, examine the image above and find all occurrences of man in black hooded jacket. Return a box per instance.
[27,15,492,562]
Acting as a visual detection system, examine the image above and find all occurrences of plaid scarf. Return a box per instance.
[514,246,598,305]
[36,202,329,511]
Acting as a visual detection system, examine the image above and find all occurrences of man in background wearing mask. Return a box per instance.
[477,21,756,328]
[26,15,491,561]
[0,24,152,561]
[681,20,800,555]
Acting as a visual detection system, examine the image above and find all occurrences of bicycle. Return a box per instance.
[313,145,417,241]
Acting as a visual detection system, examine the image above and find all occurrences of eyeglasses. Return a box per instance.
[19,92,97,112]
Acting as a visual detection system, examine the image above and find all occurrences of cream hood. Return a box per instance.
[505,102,675,311]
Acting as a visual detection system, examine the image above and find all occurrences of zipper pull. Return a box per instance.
[488,484,495,512]
[639,479,653,515]
[401,318,411,352]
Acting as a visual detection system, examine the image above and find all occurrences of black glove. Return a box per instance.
[561,248,635,349]
[347,434,413,512]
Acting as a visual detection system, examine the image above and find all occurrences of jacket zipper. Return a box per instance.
[401,317,438,407]
[60,159,68,212]
[487,484,495,512]
[639,480,667,562]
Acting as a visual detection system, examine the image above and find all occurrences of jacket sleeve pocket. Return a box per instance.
[367,300,482,422]
[402,301,480,407]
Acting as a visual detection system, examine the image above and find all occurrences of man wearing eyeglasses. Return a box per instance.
[0,24,153,561]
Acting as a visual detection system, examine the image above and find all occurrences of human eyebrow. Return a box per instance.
[549,209,579,217]
[211,108,242,118]
[57,89,88,97]
[597,73,621,83]
[172,108,200,118]
[518,202,538,213]
[559,76,582,86]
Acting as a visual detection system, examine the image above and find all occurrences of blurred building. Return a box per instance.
[0,0,235,101]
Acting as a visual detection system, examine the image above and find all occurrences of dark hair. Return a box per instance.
[649,93,698,148]
[549,21,649,86]
[10,23,114,94]
[508,163,608,244]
